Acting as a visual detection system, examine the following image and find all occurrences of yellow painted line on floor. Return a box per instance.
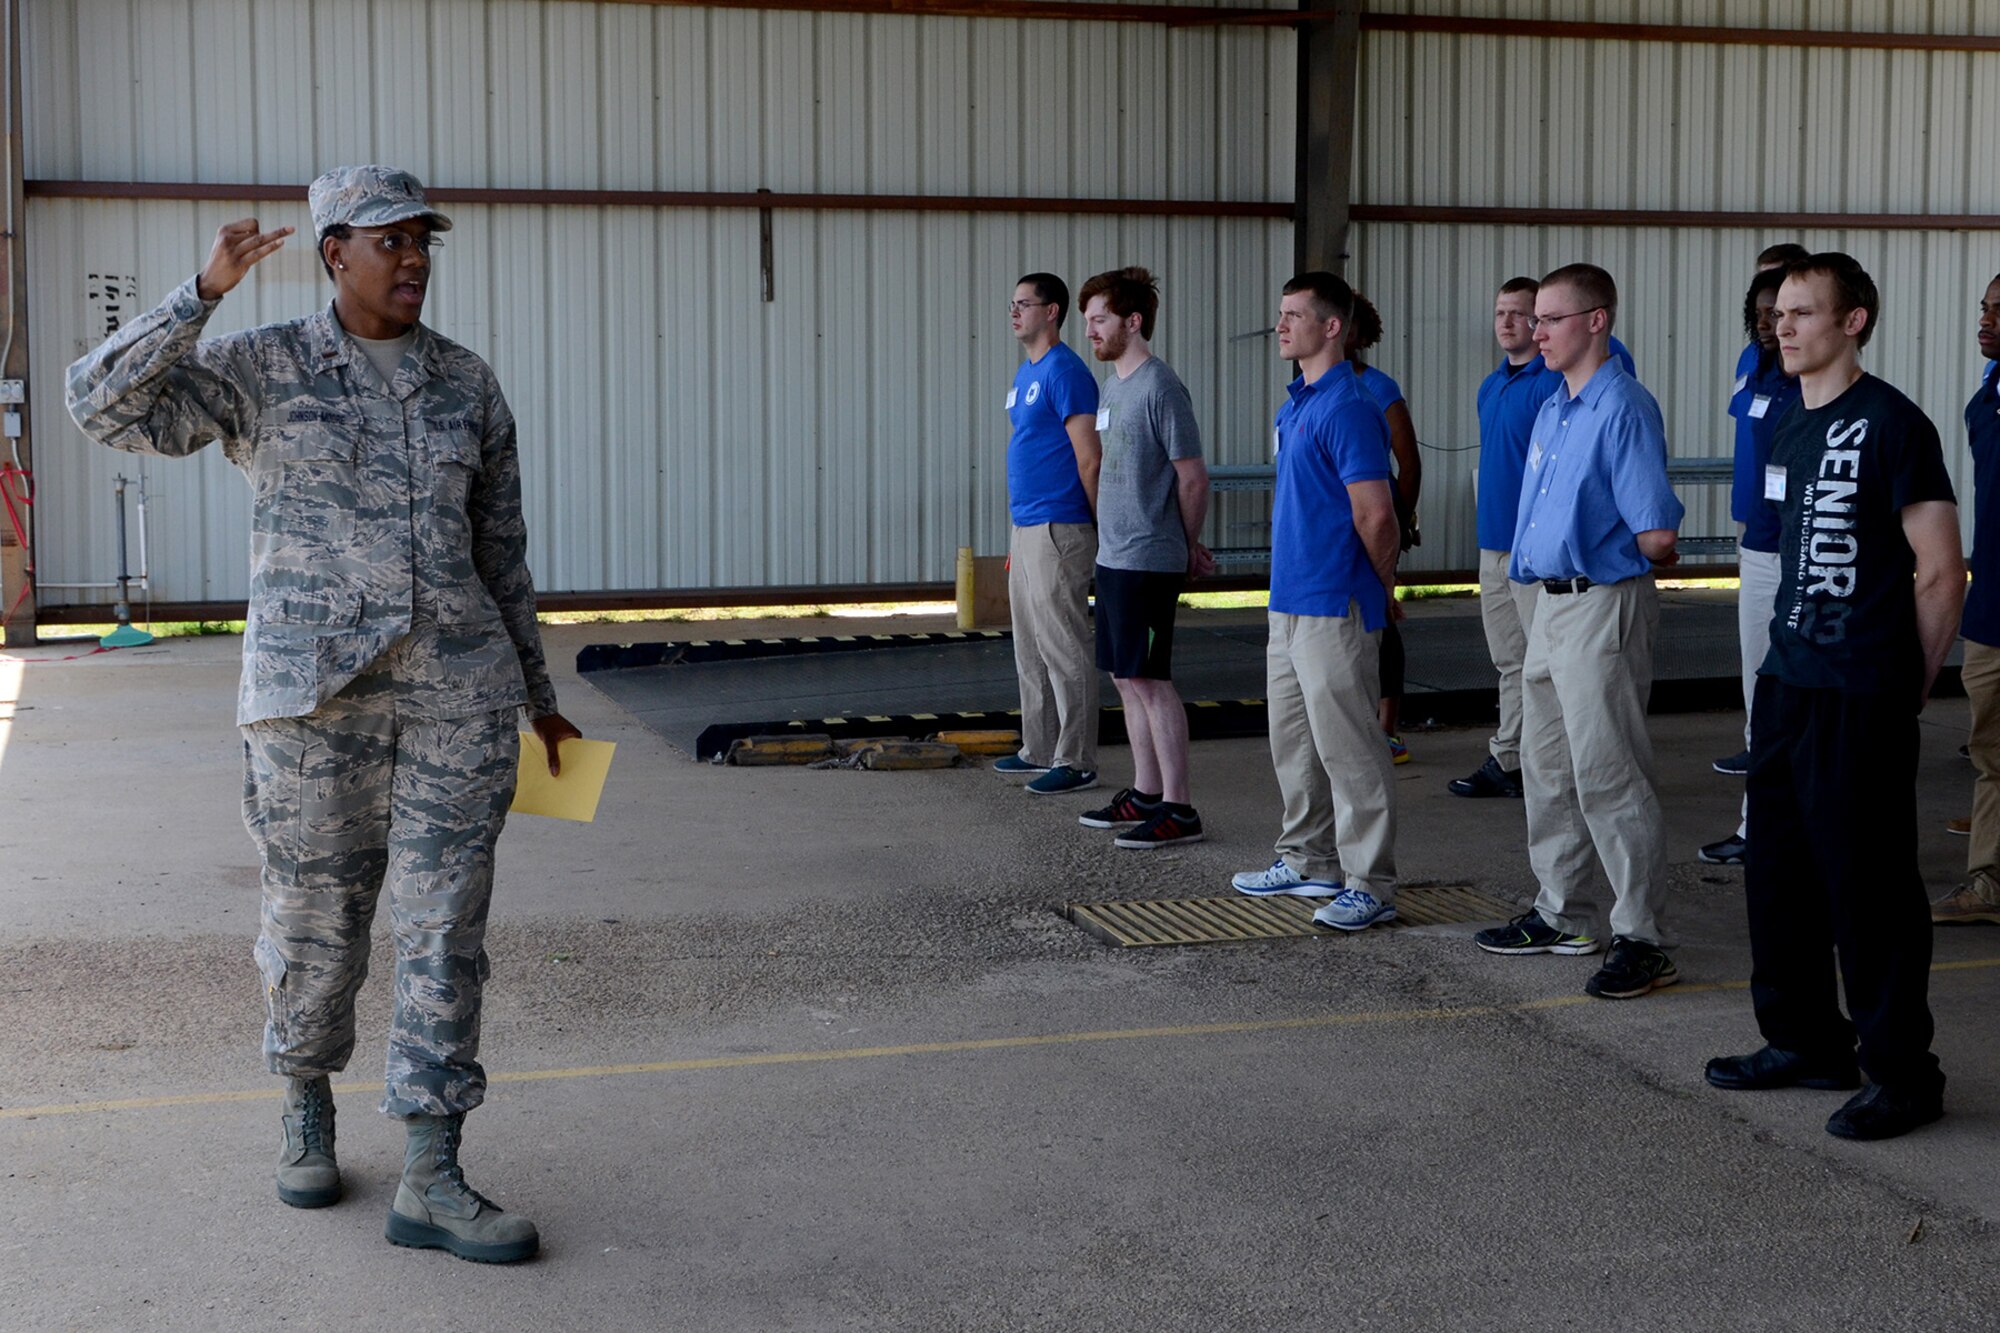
[6,957,1997,1123]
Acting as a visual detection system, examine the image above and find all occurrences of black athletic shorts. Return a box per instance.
[1093,564,1184,680]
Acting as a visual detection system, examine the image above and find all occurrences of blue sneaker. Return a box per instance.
[993,754,1052,775]
[1230,858,1339,897]
[1026,765,1098,795]
[1312,888,1397,931]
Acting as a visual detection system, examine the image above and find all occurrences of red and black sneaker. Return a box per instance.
[1078,788,1162,830]
[1114,806,1205,850]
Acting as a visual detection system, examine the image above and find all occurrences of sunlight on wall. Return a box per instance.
[0,659,22,771]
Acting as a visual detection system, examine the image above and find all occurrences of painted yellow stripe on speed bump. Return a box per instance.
[6,957,1998,1122]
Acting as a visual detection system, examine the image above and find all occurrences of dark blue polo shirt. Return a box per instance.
[1728,351,1801,553]
[1963,361,2000,646]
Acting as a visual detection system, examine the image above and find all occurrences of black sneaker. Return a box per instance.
[1825,1083,1944,1141]
[1712,749,1750,776]
[1079,788,1162,830]
[1447,755,1523,798]
[1698,833,1747,865]
[1584,937,1679,999]
[1473,910,1600,956]
[1113,806,1205,849]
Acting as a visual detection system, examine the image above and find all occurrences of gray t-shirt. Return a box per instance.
[1096,355,1203,573]
[349,328,416,392]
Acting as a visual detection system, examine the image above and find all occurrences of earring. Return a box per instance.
[336,263,346,270]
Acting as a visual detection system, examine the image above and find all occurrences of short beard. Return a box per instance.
[1092,328,1127,362]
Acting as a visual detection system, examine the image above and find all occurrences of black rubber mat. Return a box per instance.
[579,596,1795,759]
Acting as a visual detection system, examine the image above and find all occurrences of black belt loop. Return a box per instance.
[1541,576,1594,595]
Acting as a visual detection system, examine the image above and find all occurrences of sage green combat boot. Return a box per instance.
[275,1075,341,1208]
[384,1113,539,1263]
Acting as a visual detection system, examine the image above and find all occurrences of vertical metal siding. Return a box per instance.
[1349,9,2000,572]
[25,0,1295,603]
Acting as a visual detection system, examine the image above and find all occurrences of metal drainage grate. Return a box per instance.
[1066,884,1516,948]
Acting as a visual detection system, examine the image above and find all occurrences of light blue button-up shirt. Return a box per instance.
[1509,357,1684,585]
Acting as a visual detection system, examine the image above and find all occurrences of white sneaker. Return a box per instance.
[1312,888,1397,931]
[1230,858,1339,897]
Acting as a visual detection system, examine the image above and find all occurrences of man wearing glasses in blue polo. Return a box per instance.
[1471,263,1684,1002]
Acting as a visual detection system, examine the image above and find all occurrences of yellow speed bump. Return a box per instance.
[928,729,1020,756]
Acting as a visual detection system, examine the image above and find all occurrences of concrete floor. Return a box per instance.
[3,606,1997,1331]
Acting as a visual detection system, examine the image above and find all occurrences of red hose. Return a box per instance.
[0,460,33,629]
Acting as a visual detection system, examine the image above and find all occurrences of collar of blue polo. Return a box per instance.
[1559,355,1630,409]
[1290,359,1355,400]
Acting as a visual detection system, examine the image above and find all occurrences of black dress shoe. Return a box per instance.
[1448,755,1523,798]
[1826,1083,1944,1140]
[1705,1045,1860,1091]
[1698,833,1748,865]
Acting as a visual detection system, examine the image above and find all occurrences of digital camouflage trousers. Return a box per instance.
[242,694,518,1118]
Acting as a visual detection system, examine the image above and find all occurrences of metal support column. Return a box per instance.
[1293,0,1362,276]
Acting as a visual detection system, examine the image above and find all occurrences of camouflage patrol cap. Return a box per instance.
[307,165,454,235]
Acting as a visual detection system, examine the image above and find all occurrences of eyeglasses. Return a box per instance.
[1009,299,1052,314]
[1526,306,1601,332]
[352,229,443,257]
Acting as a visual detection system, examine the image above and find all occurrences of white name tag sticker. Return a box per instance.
[1748,393,1772,419]
[1095,407,1111,431]
[1764,463,1787,502]
[1272,427,1281,456]
[1528,441,1545,470]
[1005,388,1017,409]
[1733,374,1748,395]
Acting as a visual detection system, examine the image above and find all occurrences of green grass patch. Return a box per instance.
[45,620,243,641]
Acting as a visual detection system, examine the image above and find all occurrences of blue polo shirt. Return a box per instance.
[1733,339,1758,382]
[1355,364,1403,413]
[1006,340,1098,526]
[1270,361,1394,627]
[1727,350,1800,552]
[1476,356,1565,550]
[1509,359,1685,585]
[1963,361,2000,646]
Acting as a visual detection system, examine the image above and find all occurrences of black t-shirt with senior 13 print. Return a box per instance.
[1759,372,1956,697]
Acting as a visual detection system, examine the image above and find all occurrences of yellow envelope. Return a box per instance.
[512,733,616,822]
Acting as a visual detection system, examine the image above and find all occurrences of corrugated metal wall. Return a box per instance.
[1355,0,2000,571]
[23,0,1296,604]
[27,1,2000,600]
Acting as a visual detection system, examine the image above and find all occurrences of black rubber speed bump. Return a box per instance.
[1067,883,1515,948]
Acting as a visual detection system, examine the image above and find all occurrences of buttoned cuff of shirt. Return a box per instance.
[169,274,223,324]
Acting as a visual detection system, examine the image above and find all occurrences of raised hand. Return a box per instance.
[195,219,295,301]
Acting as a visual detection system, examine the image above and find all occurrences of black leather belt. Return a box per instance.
[1541,576,1594,595]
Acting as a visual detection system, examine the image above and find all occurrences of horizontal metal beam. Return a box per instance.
[32,183,2000,233]
[1361,13,2000,54]
[25,178,1293,219]
[591,1,2000,49]
[601,0,1311,26]
[1350,204,2000,233]
[30,577,1248,624]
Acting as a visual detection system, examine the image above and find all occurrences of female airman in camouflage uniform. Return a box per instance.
[66,166,577,1264]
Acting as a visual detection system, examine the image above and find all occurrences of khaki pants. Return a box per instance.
[1478,548,1540,770]
[1265,609,1397,898]
[1008,522,1099,771]
[1732,544,1781,838]
[1520,575,1671,945]
[1963,639,2000,882]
